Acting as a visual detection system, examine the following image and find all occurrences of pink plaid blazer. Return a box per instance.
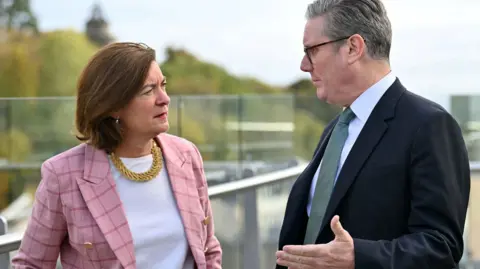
[11,133,222,269]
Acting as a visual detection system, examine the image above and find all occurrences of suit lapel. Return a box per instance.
[76,145,136,269]
[156,134,205,266]
[317,79,406,235]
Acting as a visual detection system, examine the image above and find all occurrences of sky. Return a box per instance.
[30,0,480,107]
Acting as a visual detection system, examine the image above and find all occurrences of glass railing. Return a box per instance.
[0,165,305,269]
[451,95,480,163]
[0,95,297,164]
[467,166,480,267]
[0,165,478,269]
[0,93,480,268]
[0,94,333,208]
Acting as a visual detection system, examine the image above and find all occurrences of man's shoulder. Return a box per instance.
[397,89,452,123]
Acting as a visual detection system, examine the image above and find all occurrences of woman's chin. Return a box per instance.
[153,122,169,134]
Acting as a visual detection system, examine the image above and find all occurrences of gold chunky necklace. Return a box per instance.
[110,140,163,182]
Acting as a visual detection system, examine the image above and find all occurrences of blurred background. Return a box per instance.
[0,0,479,268]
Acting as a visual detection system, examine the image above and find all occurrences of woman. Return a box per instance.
[11,42,222,269]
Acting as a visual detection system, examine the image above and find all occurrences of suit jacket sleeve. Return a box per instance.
[190,142,223,269]
[11,161,67,269]
[353,110,471,268]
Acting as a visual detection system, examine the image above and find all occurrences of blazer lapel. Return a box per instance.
[76,144,136,269]
[318,79,406,235]
[156,134,205,266]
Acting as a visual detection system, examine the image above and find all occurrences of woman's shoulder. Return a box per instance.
[41,143,88,174]
[159,133,197,150]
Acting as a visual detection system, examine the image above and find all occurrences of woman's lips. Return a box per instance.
[154,112,168,120]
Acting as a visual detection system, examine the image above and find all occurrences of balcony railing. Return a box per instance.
[0,163,478,269]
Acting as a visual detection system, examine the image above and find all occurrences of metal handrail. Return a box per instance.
[0,164,307,255]
[0,233,21,255]
[208,163,307,197]
[471,161,480,171]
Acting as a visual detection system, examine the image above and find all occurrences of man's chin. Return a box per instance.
[316,89,328,102]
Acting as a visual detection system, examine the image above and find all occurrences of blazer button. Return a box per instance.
[202,216,210,225]
[84,242,93,249]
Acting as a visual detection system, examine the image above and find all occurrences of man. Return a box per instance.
[275,0,471,268]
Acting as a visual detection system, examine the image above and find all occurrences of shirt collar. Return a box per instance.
[349,71,396,123]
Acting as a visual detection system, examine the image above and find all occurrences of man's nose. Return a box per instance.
[300,55,312,72]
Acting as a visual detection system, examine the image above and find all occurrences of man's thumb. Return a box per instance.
[331,215,350,241]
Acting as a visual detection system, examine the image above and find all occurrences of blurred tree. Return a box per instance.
[161,47,281,95]
[289,78,314,93]
[293,111,326,159]
[167,107,207,146]
[0,0,39,34]
[0,128,32,162]
[287,78,340,123]
[0,41,38,97]
[36,30,98,96]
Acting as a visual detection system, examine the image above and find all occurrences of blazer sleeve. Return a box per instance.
[11,161,67,269]
[353,110,471,268]
[190,142,223,269]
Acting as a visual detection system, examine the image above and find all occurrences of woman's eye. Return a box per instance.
[143,86,156,94]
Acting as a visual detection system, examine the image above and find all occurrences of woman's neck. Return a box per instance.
[114,137,153,158]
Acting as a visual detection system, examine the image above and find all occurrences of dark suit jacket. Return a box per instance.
[276,79,471,269]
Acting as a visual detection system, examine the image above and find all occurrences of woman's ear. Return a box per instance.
[110,110,121,120]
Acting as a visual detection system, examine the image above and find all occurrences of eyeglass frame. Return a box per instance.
[303,36,350,65]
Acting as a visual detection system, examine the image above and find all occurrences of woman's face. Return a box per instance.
[114,61,170,139]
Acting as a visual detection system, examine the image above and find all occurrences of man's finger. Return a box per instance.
[276,250,316,268]
[330,215,351,241]
[282,244,328,257]
[276,257,307,269]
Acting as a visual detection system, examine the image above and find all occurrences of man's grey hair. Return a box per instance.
[306,0,392,60]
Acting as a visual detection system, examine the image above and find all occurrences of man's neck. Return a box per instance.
[342,61,391,106]
[358,60,391,90]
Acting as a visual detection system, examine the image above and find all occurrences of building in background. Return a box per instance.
[85,3,114,47]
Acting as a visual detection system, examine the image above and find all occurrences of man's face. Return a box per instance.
[301,16,352,105]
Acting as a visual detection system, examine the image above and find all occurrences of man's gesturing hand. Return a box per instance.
[276,215,354,269]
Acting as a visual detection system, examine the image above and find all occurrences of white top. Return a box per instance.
[109,154,195,269]
[307,72,397,216]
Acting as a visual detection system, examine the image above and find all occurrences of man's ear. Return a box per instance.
[346,34,366,64]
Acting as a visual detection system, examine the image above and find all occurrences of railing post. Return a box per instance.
[0,216,9,269]
[237,95,244,176]
[243,189,261,269]
[6,99,12,162]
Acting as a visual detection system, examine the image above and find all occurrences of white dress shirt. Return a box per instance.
[307,72,397,216]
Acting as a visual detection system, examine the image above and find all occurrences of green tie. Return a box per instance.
[303,107,356,244]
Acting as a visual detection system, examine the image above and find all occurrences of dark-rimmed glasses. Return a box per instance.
[304,36,350,64]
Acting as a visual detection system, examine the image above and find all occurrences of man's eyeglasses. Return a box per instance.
[304,36,350,65]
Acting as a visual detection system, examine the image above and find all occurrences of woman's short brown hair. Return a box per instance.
[75,42,156,152]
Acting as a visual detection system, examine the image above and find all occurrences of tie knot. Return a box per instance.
[338,107,355,124]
